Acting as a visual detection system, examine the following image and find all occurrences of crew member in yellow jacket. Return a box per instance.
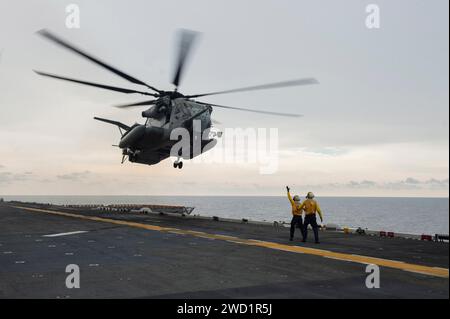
[298,192,324,244]
[286,186,305,241]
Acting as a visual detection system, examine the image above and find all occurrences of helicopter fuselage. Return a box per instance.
[119,98,217,166]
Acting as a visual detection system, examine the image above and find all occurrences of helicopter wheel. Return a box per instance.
[173,160,183,169]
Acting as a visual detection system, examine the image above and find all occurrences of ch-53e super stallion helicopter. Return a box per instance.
[35,29,318,169]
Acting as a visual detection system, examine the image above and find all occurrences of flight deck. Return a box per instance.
[0,202,448,299]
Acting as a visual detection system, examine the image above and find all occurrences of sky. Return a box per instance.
[0,0,448,197]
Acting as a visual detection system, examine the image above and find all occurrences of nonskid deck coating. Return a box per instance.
[0,203,448,298]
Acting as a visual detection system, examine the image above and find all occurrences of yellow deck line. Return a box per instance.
[13,206,449,278]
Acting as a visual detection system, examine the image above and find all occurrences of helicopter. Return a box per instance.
[35,29,318,169]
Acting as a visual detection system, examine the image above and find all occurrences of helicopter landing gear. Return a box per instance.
[121,149,129,164]
[173,159,183,169]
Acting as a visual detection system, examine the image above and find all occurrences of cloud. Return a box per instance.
[181,181,199,186]
[0,172,12,184]
[300,178,449,192]
[346,180,377,188]
[279,147,348,158]
[56,170,92,182]
[385,178,449,190]
[404,177,421,184]
[420,178,449,190]
[303,147,348,157]
[0,171,34,185]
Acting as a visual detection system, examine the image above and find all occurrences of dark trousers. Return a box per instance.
[290,215,304,239]
[303,214,319,243]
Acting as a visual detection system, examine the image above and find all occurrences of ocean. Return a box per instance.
[2,196,449,235]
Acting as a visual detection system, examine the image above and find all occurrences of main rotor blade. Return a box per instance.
[34,71,158,96]
[172,29,200,89]
[94,117,131,131]
[37,29,162,93]
[186,78,319,99]
[197,101,303,118]
[115,99,157,108]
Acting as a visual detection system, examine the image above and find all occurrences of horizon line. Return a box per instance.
[2,194,449,199]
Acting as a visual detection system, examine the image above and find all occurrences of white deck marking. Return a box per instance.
[43,231,88,237]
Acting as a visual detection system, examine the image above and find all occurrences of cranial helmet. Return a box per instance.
[306,192,315,199]
[293,195,301,202]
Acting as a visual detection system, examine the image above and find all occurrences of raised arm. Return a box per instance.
[286,186,294,206]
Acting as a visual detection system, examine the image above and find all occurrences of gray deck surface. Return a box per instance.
[0,203,448,299]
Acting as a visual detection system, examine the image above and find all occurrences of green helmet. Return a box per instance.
[293,195,301,202]
[306,192,315,199]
